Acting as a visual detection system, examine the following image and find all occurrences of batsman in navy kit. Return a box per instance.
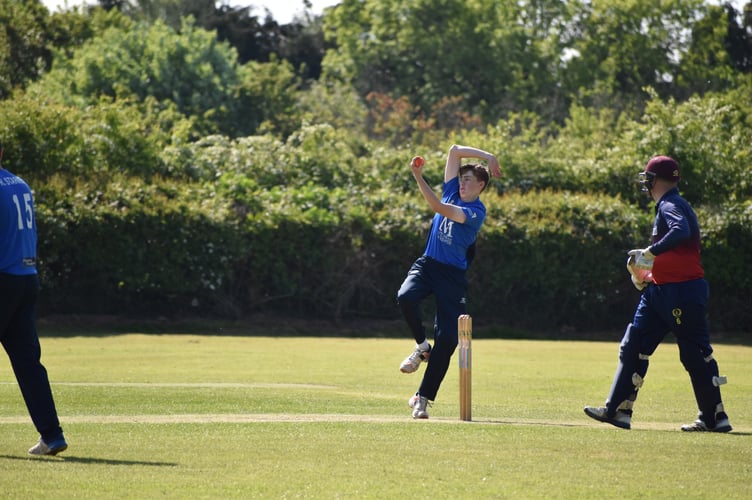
[0,141,68,454]
[584,156,732,432]
[397,144,501,419]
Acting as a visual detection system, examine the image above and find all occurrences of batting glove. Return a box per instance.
[627,248,655,270]
[631,274,648,291]
[626,255,651,291]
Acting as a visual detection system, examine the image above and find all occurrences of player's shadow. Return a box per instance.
[0,454,177,466]
[472,420,751,435]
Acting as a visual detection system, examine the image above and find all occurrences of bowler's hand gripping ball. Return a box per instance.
[413,156,424,167]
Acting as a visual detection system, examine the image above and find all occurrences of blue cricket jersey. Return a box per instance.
[424,177,486,270]
[0,169,38,275]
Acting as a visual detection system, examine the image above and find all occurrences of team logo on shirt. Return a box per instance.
[438,217,454,245]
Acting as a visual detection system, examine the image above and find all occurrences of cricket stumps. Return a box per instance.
[458,314,472,421]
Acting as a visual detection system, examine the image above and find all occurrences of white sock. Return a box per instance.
[418,340,430,351]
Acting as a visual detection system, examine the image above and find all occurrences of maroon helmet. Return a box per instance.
[639,156,680,191]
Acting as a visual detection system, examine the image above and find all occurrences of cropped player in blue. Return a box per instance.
[0,141,68,454]
[584,156,732,432]
[397,144,501,419]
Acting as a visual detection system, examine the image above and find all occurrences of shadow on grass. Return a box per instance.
[35,314,751,345]
[0,454,177,466]
[475,419,751,435]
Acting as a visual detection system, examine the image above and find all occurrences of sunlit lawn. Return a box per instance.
[1,331,749,498]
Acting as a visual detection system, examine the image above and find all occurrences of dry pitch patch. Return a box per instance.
[1,382,744,431]
[0,413,696,431]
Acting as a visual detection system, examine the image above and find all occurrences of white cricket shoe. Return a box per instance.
[400,344,431,373]
[29,437,68,456]
[409,394,431,419]
[681,417,732,433]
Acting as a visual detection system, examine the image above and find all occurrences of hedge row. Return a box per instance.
[35,185,751,333]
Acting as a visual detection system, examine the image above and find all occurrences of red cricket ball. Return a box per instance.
[414,156,424,167]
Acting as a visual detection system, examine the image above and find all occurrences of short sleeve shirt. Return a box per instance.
[0,169,37,275]
[424,177,486,270]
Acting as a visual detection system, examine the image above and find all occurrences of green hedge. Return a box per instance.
[33,183,751,333]
[470,190,648,331]
[698,202,752,332]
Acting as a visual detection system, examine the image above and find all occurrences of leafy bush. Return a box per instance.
[0,94,168,183]
[699,201,752,331]
[35,175,243,315]
[470,190,649,331]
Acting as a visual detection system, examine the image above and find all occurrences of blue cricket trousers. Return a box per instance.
[0,273,64,442]
[397,256,467,401]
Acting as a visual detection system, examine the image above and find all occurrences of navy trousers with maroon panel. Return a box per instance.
[0,273,64,443]
[397,255,467,401]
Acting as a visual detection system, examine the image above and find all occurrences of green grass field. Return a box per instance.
[1,329,749,498]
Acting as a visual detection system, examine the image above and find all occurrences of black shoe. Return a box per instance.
[584,406,631,430]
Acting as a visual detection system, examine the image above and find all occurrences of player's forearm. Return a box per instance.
[414,172,442,211]
[413,172,465,222]
[451,144,495,161]
[446,144,500,181]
